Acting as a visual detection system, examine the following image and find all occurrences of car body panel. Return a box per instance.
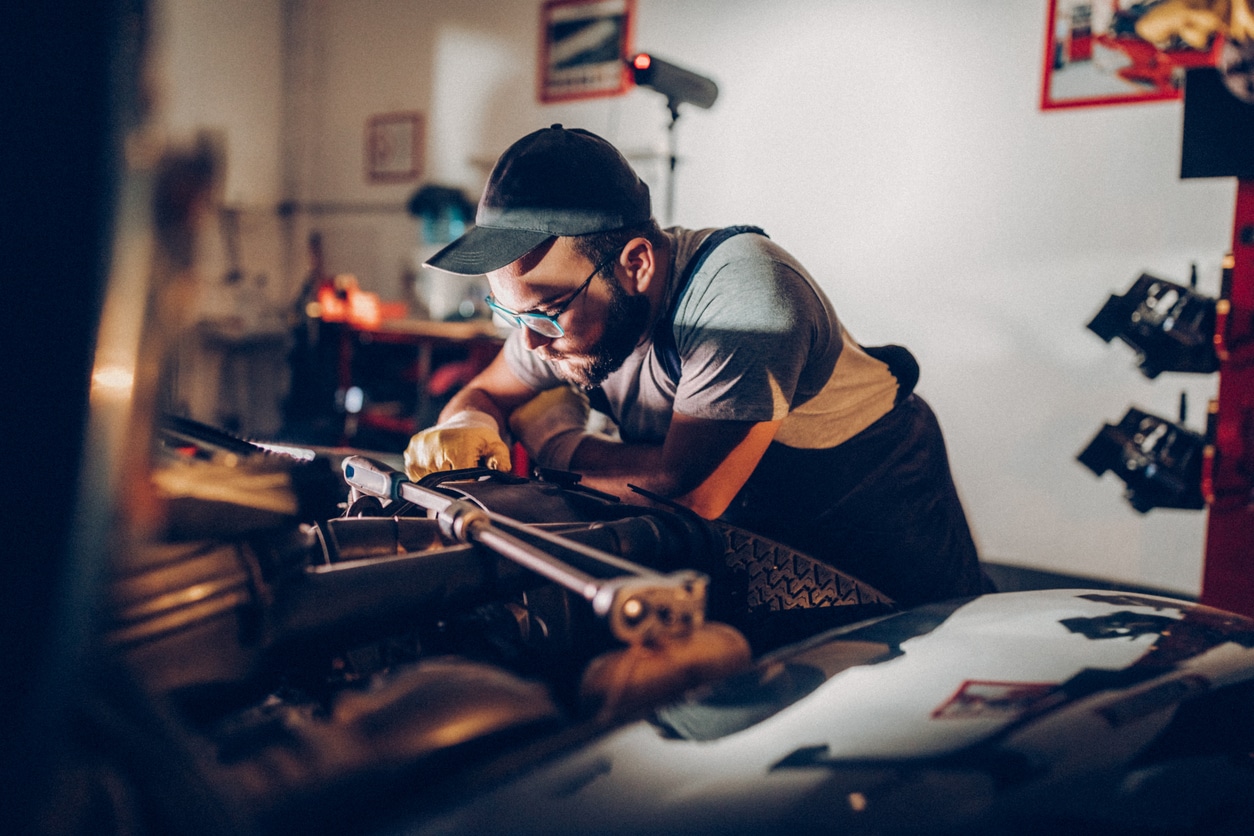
[400,590,1254,835]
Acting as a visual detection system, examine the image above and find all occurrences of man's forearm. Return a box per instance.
[565,415,782,518]
[567,435,674,502]
[439,385,508,431]
[436,352,538,433]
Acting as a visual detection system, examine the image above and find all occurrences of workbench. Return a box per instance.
[331,317,504,448]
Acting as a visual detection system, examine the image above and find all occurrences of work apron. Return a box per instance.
[720,389,986,608]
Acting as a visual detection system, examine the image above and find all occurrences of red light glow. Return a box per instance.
[633,53,651,70]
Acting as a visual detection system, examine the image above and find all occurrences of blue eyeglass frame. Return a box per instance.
[485,256,612,338]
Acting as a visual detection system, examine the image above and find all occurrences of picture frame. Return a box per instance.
[538,0,635,104]
[1041,0,1221,111]
[366,111,424,183]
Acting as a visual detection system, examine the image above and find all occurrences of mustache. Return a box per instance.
[533,283,652,389]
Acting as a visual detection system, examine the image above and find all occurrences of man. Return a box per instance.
[405,124,984,607]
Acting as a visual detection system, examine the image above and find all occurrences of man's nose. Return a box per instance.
[523,327,555,351]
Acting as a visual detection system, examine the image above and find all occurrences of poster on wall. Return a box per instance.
[1041,1,1223,110]
[539,0,635,103]
[366,112,423,183]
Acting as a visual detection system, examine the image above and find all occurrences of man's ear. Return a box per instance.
[619,237,656,295]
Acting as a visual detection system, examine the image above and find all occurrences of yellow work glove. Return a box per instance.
[403,409,511,481]
[508,386,590,471]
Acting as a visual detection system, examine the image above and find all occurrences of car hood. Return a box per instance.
[399,588,1254,835]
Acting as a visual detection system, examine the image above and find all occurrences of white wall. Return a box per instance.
[164,0,1240,594]
[619,1,1229,597]
[157,0,284,205]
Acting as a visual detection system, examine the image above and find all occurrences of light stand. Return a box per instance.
[629,53,718,224]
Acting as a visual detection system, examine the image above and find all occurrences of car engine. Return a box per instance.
[82,418,891,835]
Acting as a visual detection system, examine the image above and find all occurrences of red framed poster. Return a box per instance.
[1041,1,1222,110]
[538,0,635,104]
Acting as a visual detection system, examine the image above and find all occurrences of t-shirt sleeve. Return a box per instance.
[672,244,835,423]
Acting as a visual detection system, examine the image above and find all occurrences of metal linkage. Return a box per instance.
[341,456,707,645]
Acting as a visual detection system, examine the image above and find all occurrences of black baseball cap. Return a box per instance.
[423,125,652,275]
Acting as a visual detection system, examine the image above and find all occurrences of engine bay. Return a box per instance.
[89,419,892,834]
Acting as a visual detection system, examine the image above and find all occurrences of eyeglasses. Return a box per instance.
[485,256,612,338]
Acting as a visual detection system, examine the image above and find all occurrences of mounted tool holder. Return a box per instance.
[1077,405,1208,512]
[1086,271,1220,378]
[1079,269,1216,512]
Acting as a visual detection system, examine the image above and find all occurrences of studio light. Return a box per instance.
[630,53,719,113]
[626,52,720,225]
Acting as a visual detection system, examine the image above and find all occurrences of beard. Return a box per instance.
[547,275,651,389]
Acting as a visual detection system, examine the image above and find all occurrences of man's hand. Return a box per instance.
[508,385,590,470]
[404,409,511,480]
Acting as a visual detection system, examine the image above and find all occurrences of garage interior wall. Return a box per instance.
[154,0,1240,596]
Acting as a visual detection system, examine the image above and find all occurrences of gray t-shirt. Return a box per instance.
[504,227,898,449]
